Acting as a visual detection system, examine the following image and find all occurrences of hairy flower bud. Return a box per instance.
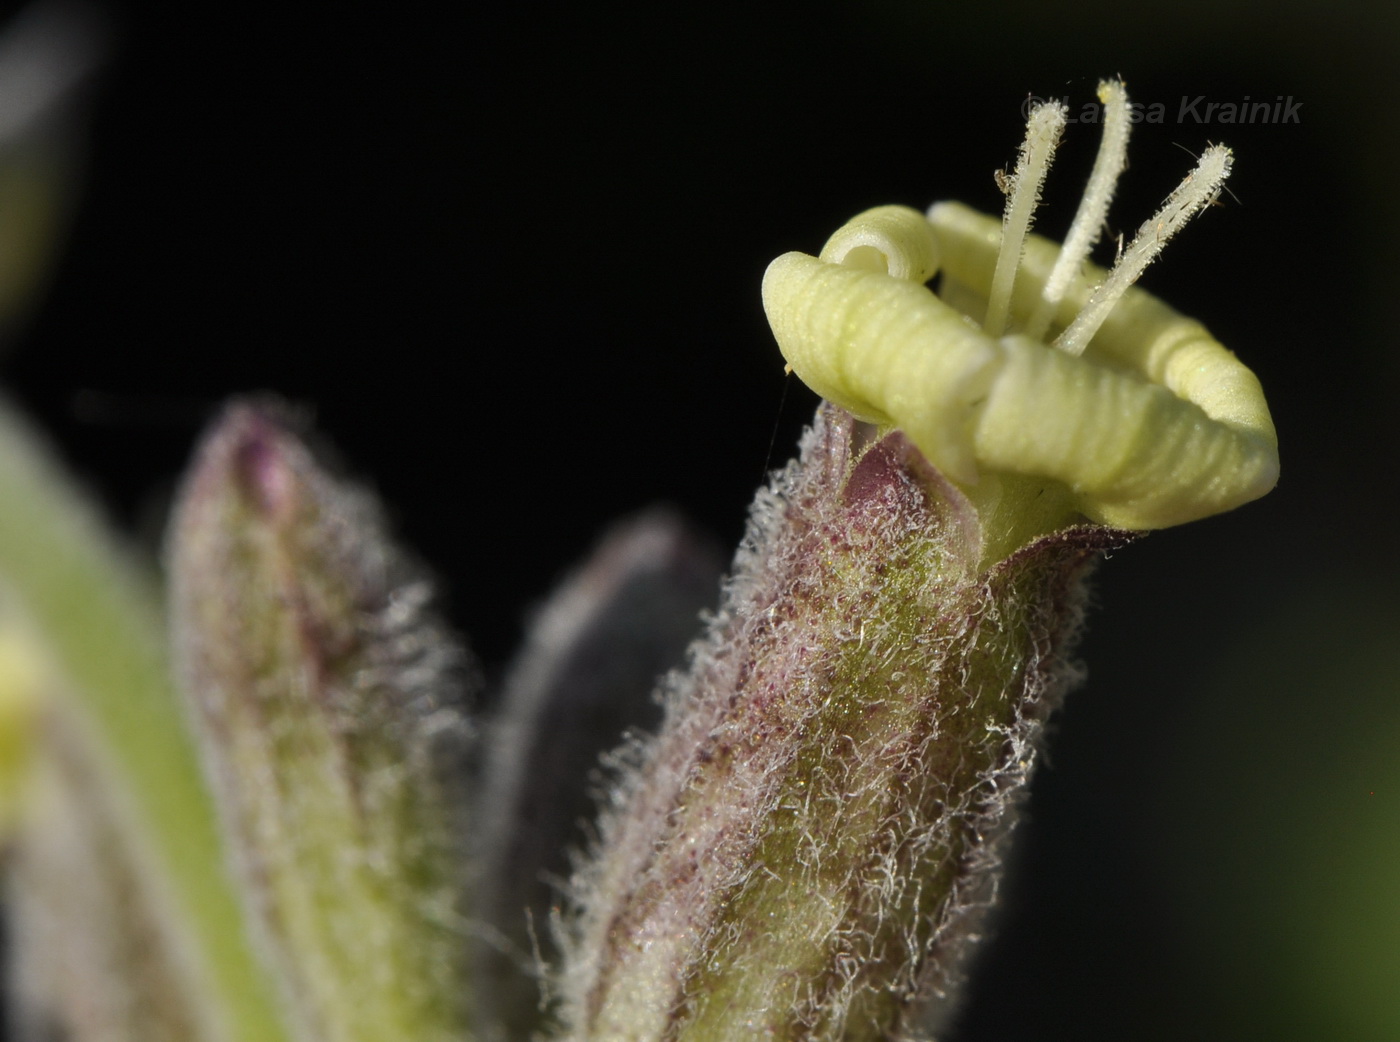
[478,509,722,1041]
[167,401,476,1042]
[555,406,1129,1041]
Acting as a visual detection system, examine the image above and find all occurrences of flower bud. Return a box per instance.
[477,509,722,1040]
[168,401,476,1042]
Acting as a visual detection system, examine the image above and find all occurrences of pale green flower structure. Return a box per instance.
[764,81,1277,542]
[549,79,1277,1041]
[0,72,1276,1042]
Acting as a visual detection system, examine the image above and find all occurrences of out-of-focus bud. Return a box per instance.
[168,401,477,1042]
[555,405,1129,1041]
[477,509,722,1041]
[8,702,223,1042]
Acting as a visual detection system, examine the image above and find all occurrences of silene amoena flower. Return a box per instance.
[549,79,1276,1041]
[0,76,1275,1042]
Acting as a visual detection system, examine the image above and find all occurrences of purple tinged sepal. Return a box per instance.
[167,401,477,1042]
[555,404,1131,1041]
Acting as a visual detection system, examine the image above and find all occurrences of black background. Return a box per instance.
[5,0,1398,1039]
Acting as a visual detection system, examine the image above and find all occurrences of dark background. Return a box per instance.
[5,0,1399,1038]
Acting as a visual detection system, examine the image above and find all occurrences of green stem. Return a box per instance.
[0,396,289,1042]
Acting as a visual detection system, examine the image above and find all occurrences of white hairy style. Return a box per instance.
[1025,78,1132,341]
[1053,144,1233,356]
[762,91,1277,531]
[984,100,1067,338]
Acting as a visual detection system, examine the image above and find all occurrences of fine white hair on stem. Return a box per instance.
[1026,79,1132,342]
[1054,143,1233,357]
[984,100,1067,338]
